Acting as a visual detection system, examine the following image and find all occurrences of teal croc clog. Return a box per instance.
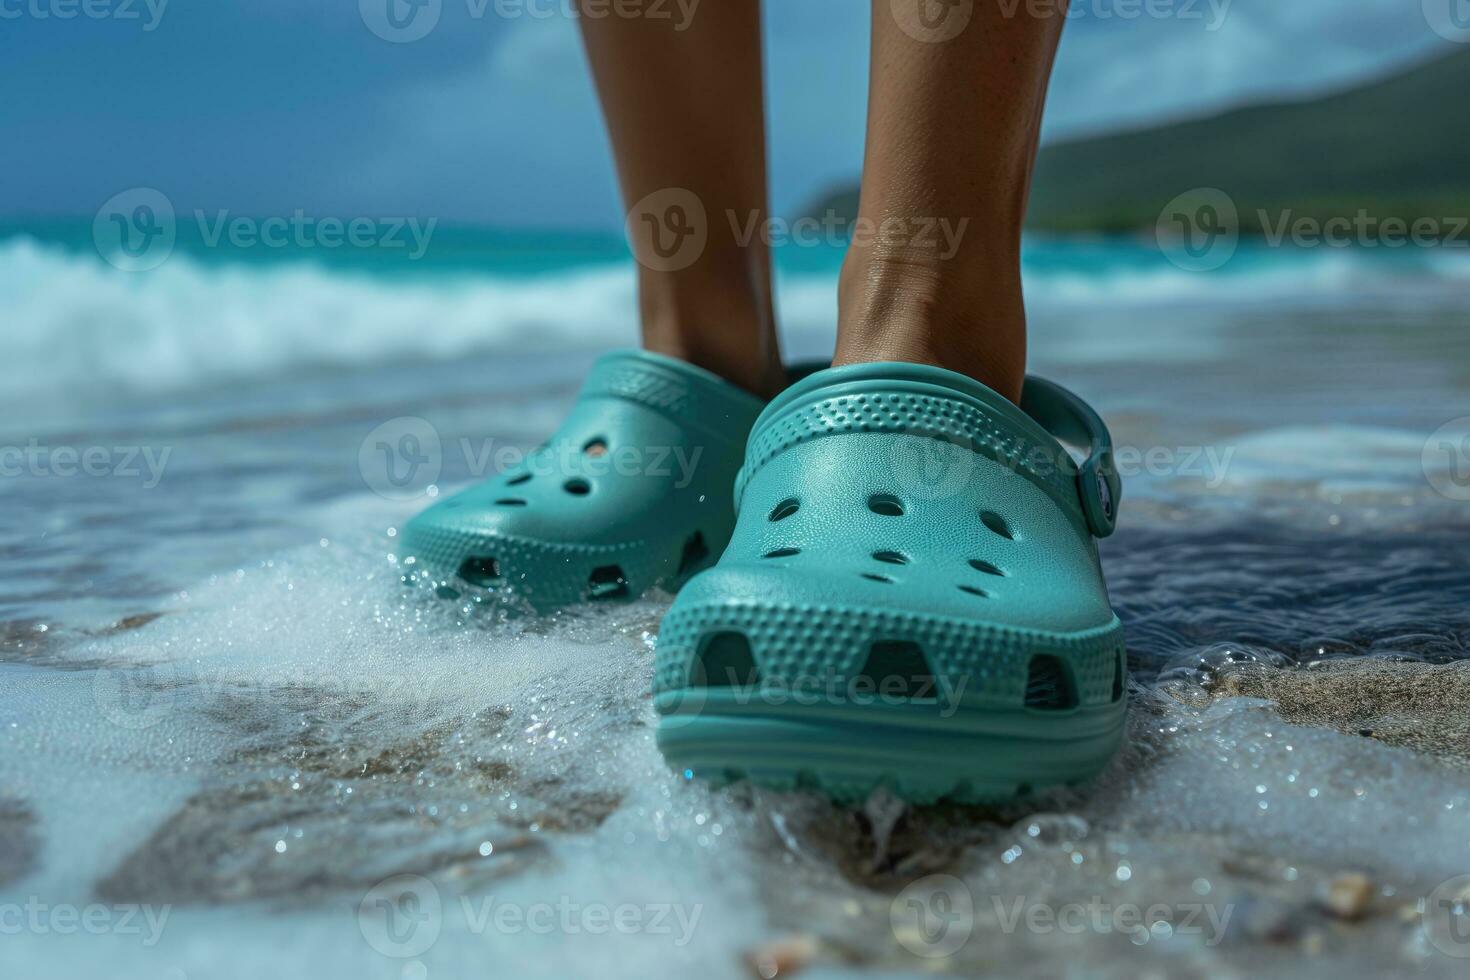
[402,349,766,610]
[654,362,1127,803]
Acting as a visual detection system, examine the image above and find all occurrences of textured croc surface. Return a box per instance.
[402,350,763,609]
[654,362,1128,803]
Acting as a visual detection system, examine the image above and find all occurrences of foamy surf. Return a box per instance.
[3,233,1467,404]
[4,494,1470,978]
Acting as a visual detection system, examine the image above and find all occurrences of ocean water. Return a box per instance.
[2,225,1469,978]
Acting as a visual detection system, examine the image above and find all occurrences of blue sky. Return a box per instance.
[0,0,1451,229]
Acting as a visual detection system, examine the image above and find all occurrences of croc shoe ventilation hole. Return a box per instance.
[564,478,591,496]
[582,437,608,457]
[506,473,532,486]
[587,565,628,600]
[981,510,1013,539]
[457,556,501,587]
[854,641,936,700]
[769,498,800,521]
[873,551,909,565]
[762,548,800,559]
[692,632,759,688]
[677,532,710,577]
[1024,655,1077,710]
[868,493,905,517]
[968,559,1005,576]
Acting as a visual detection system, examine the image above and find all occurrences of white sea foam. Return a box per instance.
[3,493,1467,978]
[2,235,1462,403]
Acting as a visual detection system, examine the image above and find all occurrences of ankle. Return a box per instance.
[835,252,1027,402]
[638,269,785,399]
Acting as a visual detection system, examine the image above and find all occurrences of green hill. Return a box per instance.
[807,46,1470,235]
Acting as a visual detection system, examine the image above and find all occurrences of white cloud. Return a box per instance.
[346,15,619,227]
[347,0,1452,227]
[1046,0,1445,137]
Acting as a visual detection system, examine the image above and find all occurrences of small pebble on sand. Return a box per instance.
[1322,872,1374,920]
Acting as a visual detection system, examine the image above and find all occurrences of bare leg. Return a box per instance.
[578,3,785,398]
[835,0,1067,402]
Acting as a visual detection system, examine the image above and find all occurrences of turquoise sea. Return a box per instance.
[2,221,1469,977]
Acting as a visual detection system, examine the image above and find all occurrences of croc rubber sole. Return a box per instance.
[656,691,1126,805]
